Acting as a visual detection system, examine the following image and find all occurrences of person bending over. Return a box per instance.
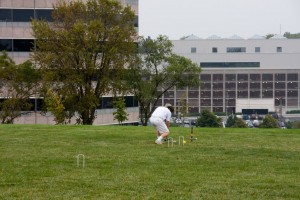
[149,103,173,144]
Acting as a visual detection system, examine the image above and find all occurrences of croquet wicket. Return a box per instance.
[76,154,85,168]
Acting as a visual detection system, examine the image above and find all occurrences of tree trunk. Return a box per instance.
[80,109,96,125]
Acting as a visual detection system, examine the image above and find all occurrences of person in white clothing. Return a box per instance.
[149,103,174,144]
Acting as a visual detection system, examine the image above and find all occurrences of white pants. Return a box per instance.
[150,117,169,134]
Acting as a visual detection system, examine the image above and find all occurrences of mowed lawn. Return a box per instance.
[0,125,299,200]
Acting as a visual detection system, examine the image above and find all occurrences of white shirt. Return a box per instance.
[151,106,172,122]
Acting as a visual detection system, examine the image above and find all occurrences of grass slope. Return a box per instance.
[0,125,300,199]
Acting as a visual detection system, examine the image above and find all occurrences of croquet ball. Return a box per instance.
[183,140,186,144]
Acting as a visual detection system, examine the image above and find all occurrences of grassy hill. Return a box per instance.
[0,125,299,199]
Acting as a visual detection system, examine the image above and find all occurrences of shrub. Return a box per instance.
[259,115,279,128]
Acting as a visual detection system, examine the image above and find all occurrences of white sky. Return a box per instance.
[139,0,300,40]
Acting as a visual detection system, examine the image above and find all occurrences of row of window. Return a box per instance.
[0,96,138,111]
[200,73,298,82]
[0,39,139,52]
[0,9,138,27]
[200,62,260,68]
[191,47,282,53]
[0,39,34,52]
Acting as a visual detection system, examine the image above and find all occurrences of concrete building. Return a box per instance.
[157,34,300,116]
[0,0,139,124]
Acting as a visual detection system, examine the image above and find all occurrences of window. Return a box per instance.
[227,47,246,53]
[277,47,282,52]
[0,9,12,22]
[13,9,34,22]
[191,47,196,53]
[200,62,260,68]
[212,47,218,53]
[0,39,12,51]
[255,47,260,53]
[14,39,34,52]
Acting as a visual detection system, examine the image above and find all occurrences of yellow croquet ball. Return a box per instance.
[183,140,186,144]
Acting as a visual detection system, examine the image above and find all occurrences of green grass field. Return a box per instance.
[0,125,299,199]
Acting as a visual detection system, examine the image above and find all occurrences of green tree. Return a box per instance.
[44,89,68,124]
[126,35,201,126]
[283,32,300,39]
[0,52,41,123]
[196,109,222,127]
[113,97,129,125]
[265,34,274,39]
[259,115,279,128]
[226,115,247,128]
[232,118,247,128]
[31,0,137,125]
[225,115,235,127]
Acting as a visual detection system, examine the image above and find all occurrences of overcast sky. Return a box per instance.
[139,0,300,40]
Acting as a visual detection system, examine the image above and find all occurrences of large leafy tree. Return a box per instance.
[126,35,201,126]
[196,109,222,127]
[31,0,137,125]
[0,52,41,124]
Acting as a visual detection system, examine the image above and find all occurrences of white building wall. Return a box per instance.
[236,99,275,113]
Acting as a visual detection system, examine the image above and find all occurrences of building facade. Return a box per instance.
[0,0,139,125]
[157,35,300,116]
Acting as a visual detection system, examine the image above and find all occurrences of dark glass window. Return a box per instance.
[225,82,236,90]
[262,90,273,98]
[225,74,236,81]
[262,82,273,89]
[275,82,285,89]
[250,74,261,81]
[200,91,211,98]
[134,15,138,27]
[213,91,223,98]
[213,98,223,106]
[0,39,13,51]
[287,74,298,81]
[287,82,298,89]
[250,82,260,89]
[213,74,223,81]
[0,9,12,22]
[275,90,285,98]
[238,91,248,98]
[201,83,211,90]
[13,39,34,52]
[226,91,236,98]
[164,91,174,98]
[200,62,259,68]
[213,83,223,90]
[250,90,260,98]
[188,91,199,98]
[201,99,211,106]
[275,74,285,81]
[200,74,211,81]
[287,90,298,97]
[13,9,34,22]
[35,9,53,21]
[212,47,218,53]
[238,74,248,81]
[262,74,273,81]
[191,47,196,53]
[255,47,260,53]
[277,47,282,53]
[227,47,246,53]
[237,82,248,90]
[275,98,285,106]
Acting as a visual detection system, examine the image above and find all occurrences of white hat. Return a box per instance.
[165,103,173,107]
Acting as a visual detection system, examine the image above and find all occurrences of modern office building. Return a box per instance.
[0,0,139,124]
[157,34,300,116]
